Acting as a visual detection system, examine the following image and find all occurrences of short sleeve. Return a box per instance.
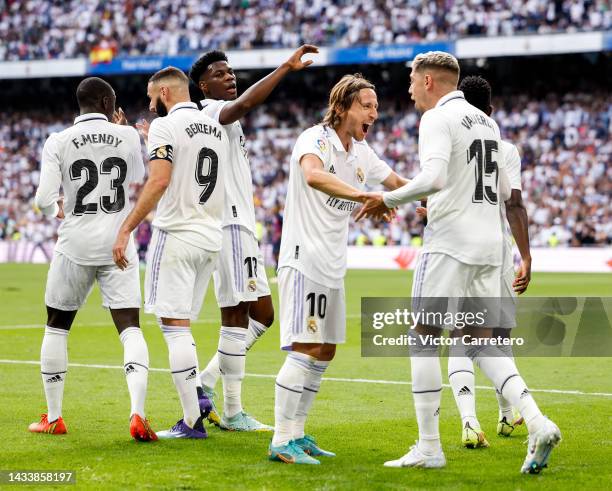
[201,100,227,123]
[365,144,392,186]
[147,118,175,163]
[128,127,145,183]
[295,127,329,168]
[504,143,522,191]
[418,110,452,166]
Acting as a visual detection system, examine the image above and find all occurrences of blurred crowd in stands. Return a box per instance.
[1,0,610,61]
[1,90,610,262]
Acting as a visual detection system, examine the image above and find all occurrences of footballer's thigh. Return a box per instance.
[144,228,204,321]
[96,255,141,310]
[213,225,263,308]
[278,267,345,350]
[45,251,96,311]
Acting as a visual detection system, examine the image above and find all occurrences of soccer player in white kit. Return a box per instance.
[268,74,408,464]
[360,52,560,474]
[113,67,229,439]
[188,45,318,431]
[31,77,156,442]
[415,75,534,446]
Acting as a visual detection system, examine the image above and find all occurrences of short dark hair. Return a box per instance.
[76,77,113,109]
[459,75,492,114]
[149,66,189,85]
[189,50,228,86]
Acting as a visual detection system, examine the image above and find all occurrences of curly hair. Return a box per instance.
[459,75,492,114]
[189,50,228,87]
[322,74,375,129]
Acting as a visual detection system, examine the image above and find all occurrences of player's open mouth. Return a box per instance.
[362,123,370,135]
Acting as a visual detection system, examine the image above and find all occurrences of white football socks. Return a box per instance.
[293,359,329,440]
[217,326,247,418]
[448,353,479,429]
[161,326,200,428]
[119,327,149,418]
[40,326,68,422]
[494,343,515,421]
[473,349,545,434]
[272,351,311,446]
[199,317,269,391]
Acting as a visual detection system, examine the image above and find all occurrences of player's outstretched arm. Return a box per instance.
[218,44,318,125]
[301,154,367,202]
[382,158,447,208]
[113,159,171,270]
[505,189,531,294]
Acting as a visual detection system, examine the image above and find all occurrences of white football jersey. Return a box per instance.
[279,125,392,288]
[421,91,505,266]
[147,102,229,252]
[34,113,144,265]
[200,99,256,233]
[500,140,522,270]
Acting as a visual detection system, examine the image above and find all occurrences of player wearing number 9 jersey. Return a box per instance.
[113,67,229,439]
[31,77,156,442]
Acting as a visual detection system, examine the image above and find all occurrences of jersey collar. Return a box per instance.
[436,90,465,108]
[326,126,356,157]
[74,113,108,124]
[169,101,199,114]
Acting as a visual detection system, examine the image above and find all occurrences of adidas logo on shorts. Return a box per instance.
[458,385,472,396]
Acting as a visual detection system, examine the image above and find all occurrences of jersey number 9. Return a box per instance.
[195,147,219,204]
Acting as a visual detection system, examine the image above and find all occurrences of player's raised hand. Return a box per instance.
[513,257,531,294]
[113,107,128,125]
[136,119,150,143]
[355,192,394,222]
[112,229,130,270]
[416,206,427,219]
[284,45,319,71]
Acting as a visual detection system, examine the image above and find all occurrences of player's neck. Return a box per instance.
[79,107,105,117]
[428,87,458,110]
[333,123,352,152]
[165,98,192,113]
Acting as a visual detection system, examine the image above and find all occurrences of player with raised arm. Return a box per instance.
[113,67,229,439]
[414,75,533,446]
[30,77,156,442]
[268,74,407,464]
[359,52,560,474]
[188,45,318,431]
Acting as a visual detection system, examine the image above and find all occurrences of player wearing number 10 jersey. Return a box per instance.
[113,67,229,439]
[32,77,156,442]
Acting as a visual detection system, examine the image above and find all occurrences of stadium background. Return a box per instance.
[0,1,611,488]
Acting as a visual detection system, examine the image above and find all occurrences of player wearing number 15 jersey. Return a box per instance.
[113,67,229,439]
[31,77,156,442]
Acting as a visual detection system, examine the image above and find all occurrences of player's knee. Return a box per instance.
[46,306,76,331]
[221,304,250,328]
[408,329,438,358]
[257,309,274,327]
[110,308,140,333]
[318,344,336,361]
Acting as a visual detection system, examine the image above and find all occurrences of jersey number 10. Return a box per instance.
[70,157,127,216]
[467,139,498,205]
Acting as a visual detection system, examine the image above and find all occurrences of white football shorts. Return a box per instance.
[278,266,345,349]
[45,250,141,311]
[213,225,271,308]
[411,252,502,330]
[144,228,218,320]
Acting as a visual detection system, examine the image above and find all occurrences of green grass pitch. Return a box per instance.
[0,264,611,490]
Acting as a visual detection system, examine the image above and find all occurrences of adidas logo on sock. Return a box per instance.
[458,386,472,396]
[520,388,530,399]
[186,369,197,381]
[125,364,136,374]
[329,165,336,174]
[46,374,63,383]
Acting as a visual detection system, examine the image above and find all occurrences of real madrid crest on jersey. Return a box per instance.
[307,317,318,333]
[356,167,365,183]
[149,144,173,162]
[248,279,257,292]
